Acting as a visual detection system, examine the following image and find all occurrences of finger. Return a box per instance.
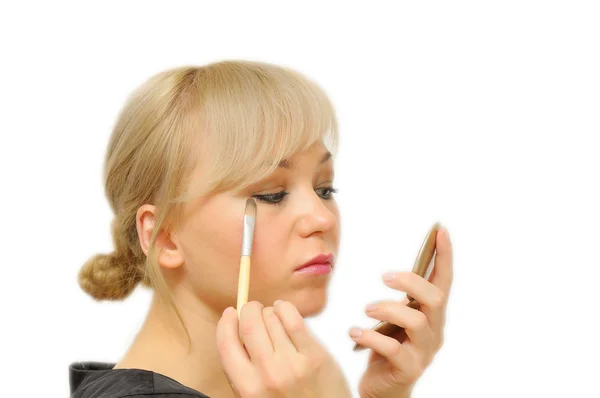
[216,306,256,389]
[384,271,446,309]
[422,226,453,331]
[429,226,453,295]
[349,327,419,376]
[239,301,274,364]
[365,301,435,351]
[383,271,446,331]
[263,306,297,354]
[273,300,320,355]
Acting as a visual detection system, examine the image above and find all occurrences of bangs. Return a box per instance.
[185,61,338,196]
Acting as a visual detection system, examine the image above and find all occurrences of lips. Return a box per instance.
[295,253,334,271]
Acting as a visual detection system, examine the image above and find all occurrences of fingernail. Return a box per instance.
[383,272,397,282]
[273,300,282,306]
[349,328,363,338]
[365,303,378,312]
[223,307,234,316]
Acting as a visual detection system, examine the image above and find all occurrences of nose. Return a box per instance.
[294,189,338,238]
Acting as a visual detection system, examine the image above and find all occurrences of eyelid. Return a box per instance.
[252,190,289,204]
[251,185,285,195]
[317,179,334,185]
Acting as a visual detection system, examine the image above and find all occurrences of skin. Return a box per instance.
[115,141,342,397]
[114,140,454,397]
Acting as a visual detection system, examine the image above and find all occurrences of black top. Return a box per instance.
[69,362,210,397]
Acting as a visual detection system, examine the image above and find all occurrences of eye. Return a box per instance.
[316,186,338,200]
[252,191,289,204]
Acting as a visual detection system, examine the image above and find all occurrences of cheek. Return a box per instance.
[331,203,341,245]
[251,217,288,271]
[179,202,243,286]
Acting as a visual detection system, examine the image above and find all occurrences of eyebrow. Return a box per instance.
[278,151,332,169]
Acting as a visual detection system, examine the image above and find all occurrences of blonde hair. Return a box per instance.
[78,60,338,341]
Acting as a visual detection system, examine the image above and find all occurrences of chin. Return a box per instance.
[294,289,328,318]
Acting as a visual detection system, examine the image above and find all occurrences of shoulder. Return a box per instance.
[69,362,209,398]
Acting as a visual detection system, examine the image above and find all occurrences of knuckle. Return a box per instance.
[263,371,292,392]
[287,317,305,334]
[409,311,429,331]
[387,340,403,357]
[431,290,446,308]
[289,354,322,381]
[275,301,307,335]
[276,304,304,331]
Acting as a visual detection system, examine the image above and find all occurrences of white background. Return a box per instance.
[1,1,599,397]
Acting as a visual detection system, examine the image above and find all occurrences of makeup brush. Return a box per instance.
[237,198,257,319]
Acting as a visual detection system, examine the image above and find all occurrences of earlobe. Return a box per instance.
[136,204,184,269]
[157,232,185,269]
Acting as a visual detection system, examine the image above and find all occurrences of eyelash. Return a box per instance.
[253,187,338,205]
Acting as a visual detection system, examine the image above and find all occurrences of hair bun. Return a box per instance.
[78,253,142,300]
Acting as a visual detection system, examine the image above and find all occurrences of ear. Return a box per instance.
[136,204,184,269]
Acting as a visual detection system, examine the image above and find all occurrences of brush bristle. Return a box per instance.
[245,198,257,218]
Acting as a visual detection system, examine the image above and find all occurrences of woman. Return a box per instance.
[69,60,453,397]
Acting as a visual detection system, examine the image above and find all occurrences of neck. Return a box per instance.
[114,291,236,398]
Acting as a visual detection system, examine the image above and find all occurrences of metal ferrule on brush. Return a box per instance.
[237,198,256,319]
[241,214,255,256]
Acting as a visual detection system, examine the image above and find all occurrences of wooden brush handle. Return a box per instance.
[237,256,251,319]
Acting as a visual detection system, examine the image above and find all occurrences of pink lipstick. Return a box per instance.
[294,253,334,275]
